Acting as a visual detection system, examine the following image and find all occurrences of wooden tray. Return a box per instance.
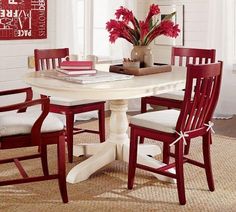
[109,63,172,76]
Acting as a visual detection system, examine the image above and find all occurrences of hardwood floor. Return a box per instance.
[213,115,236,138]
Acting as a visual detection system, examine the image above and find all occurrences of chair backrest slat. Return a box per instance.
[46,59,50,69]
[191,78,209,129]
[176,62,222,133]
[52,58,56,69]
[196,78,215,128]
[186,56,190,65]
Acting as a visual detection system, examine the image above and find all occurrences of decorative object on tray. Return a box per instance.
[106,4,180,67]
[130,46,153,67]
[57,61,96,75]
[109,63,172,76]
[123,58,140,69]
[143,47,153,67]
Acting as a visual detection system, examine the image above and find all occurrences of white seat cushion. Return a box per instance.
[153,90,184,101]
[50,97,102,106]
[130,109,180,133]
[0,111,64,137]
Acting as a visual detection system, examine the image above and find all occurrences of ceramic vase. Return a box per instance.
[131,46,153,67]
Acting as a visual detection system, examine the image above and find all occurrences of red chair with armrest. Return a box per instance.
[128,62,222,205]
[34,48,106,163]
[0,87,68,203]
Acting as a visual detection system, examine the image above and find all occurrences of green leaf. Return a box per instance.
[134,17,140,30]
[162,11,176,21]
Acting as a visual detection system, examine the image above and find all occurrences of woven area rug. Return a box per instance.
[0,118,236,212]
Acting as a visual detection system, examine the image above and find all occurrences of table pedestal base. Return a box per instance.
[66,100,175,184]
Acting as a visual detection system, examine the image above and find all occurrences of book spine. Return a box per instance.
[57,69,96,75]
[60,66,92,70]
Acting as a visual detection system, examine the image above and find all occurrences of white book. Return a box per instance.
[43,70,134,84]
[57,68,97,75]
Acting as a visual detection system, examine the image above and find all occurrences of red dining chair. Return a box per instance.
[140,47,216,154]
[128,62,222,205]
[141,47,216,112]
[34,48,106,163]
[0,87,68,203]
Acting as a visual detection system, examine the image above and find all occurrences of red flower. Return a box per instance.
[106,20,135,44]
[139,21,149,41]
[106,4,180,46]
[106,19,119,31]
[149,4,160,15]
[159,20,180,38]
[115,6,135,25]
[145,4,160,23]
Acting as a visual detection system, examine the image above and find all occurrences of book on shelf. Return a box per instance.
[56,68,97,76]
[60,60,93,70]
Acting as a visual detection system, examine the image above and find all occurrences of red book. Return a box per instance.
[60,61,93,70]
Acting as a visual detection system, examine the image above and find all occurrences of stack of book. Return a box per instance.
[57,61,96,75]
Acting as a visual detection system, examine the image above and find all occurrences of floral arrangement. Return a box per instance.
[106,4,180,46]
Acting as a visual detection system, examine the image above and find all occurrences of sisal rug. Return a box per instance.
[0,118,236,212]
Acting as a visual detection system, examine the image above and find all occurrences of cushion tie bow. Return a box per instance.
[170,131,189,147]
[204,121,215,133]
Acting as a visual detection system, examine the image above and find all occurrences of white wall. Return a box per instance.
[149,0,209,64]
[136,0,149,19]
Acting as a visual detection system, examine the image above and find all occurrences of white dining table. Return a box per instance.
[24,66,186,184]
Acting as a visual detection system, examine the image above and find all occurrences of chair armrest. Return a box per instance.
[30,98,50,145]
[0,87,33,99]
[174,100,183,109]
[0,87,33,113]
[0,97,51,145]
[0,97,48,113]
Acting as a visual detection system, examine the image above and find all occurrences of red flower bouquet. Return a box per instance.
[106,4,180,46]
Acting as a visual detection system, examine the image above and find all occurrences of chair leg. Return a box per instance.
[184,138,191,155]
[202,132,215,191]
[140,98,147,144]
[66,112,74,163]
[175,140,186,205]
[141,97,147,113]
[128,128,138,190]
[98,106,105,142]
[40,144,49,176]
[57,135,68,203]
[209,133,213,144]
[163,143,170,164]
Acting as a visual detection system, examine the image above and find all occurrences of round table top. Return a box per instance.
[24,66,186,101]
